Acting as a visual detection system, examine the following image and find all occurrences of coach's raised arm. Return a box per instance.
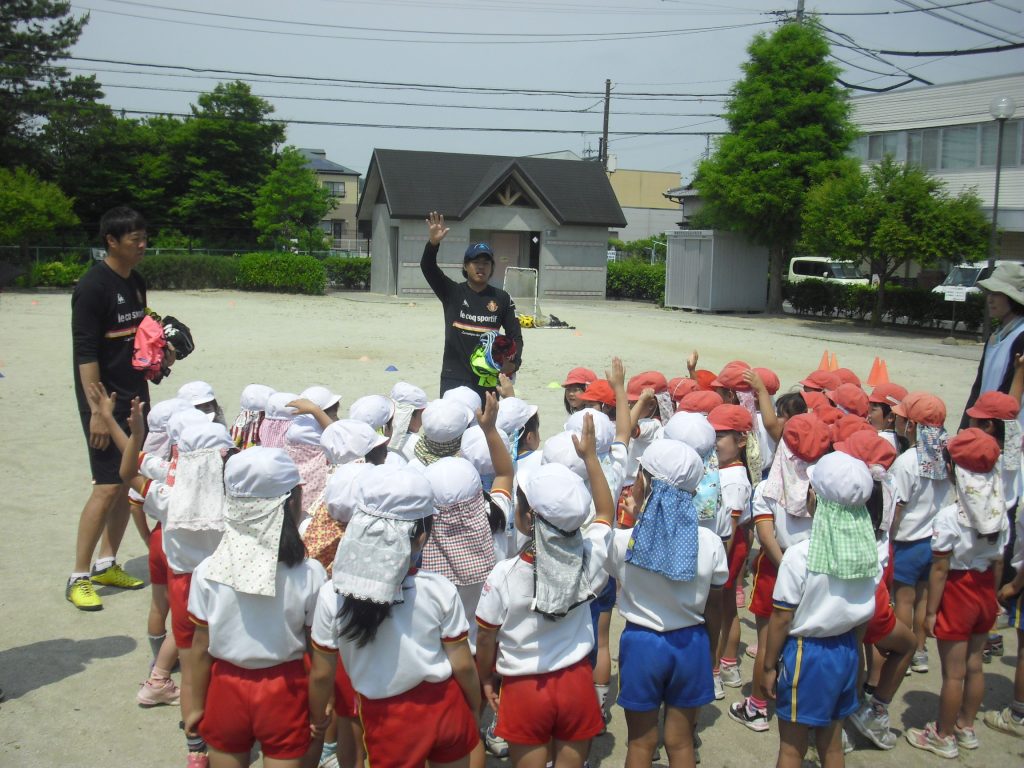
[420,212,523,398]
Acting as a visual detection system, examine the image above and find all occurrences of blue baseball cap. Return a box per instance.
[464,243,494,263]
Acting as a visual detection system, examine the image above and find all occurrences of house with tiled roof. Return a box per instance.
[300,148,362,246]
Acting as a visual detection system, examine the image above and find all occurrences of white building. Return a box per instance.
[849,73,1024,262]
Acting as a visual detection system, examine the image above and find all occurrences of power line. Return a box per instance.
[893,0,1022,44]
[785,0,996,15]
[876,40,1024,55]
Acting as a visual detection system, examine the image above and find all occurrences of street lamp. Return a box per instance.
[984,95,1017,340]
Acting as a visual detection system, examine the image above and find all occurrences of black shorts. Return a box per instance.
[79,411,129,485]
[439,375,495,401]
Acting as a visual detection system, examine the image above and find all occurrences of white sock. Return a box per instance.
[93,556,115,572]
[594,683,609,710]
[68,572,90,584]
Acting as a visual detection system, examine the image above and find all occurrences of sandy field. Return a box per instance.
[2,287,1023,768]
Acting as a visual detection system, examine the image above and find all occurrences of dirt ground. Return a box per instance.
[2,288,1022,768]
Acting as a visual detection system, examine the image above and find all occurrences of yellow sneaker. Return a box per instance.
[90,563,145,590]
[66,578,103,611]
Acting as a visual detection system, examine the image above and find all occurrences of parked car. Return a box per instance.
[788,256,868,285]
[931,261,1015,298]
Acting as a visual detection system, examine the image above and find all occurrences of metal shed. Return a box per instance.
[664,230,769,312]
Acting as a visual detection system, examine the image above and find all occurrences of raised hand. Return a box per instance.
[687,350,699,375]
[425,211,449,245]
[477,392,498,432]
[128,397,145,438]
[571,412,597,460]
[607,356,625,389]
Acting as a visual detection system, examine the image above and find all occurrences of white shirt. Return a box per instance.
[706,464,750,540]
[582,443,628,528]
[140,452,171,483]
[772,539,879,638]
[606,527,728,631]
[142,480,222,574]
[396,432,420,463]
[188,557,326,669]
[931,504,1008,572]
[625,419,663,485]
[311,570,468,700]
[489,489,514,561]
[890,447,951,542]
[999,452,1021,511]
[755,412,777,472]
[751,484,812,552]
[476,523,613,677]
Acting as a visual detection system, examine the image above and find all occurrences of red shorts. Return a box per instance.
[148,524,168,586]
[935,568,998,641]
[864,579,897,646]
[168,571,194,649]
[358,677,479,767]
[724,533,750,591]
[748,550,778,619]
[616,485,636,528]
[496,658,604,745]
[201,658,309,760]
[334,657,358,719]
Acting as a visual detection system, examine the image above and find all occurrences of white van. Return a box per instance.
[932,261,1014,298]
[788,256,868,285]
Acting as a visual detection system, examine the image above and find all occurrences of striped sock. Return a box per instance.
[186,734,206,754]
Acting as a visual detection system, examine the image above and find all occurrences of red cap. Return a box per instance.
[578,379,616,407]
[814,405,844,426]
[678,390,724,415]
[695,369,717,391]
[868,383,908,407]
[707,403,753,433]
[800,390,829,412]
[833,368,862,387]
[754,367,780,395]
[826,383,870,418]
[710,360,753,393]
[892,392,946,428]
[800,370,841,392]
[562,367,597,388]
[966,391,1021,421]
[946,427,1000,474]
[834,430,897,470]
[781,413,831,463]
[830,413,874,445]
[627,371,669,400]
[668,377,699,403]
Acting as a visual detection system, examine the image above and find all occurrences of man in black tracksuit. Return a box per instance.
[421,211,523,398]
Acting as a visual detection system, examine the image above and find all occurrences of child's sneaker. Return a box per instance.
[713,674,725,700]
[842,729,854,754]
[744,643,759,660]
[728,699,769,732]
[186,753,209,768]
[136,677,180,707]
[953,722,979,750]
[735,585,746,608]
[905,723,958,759]
[850,700,897,750]
[988,632,1004,655]
[484,721,509,758]
[984,707,1024,738]
[910,649,929,673]
[719,663,743,688]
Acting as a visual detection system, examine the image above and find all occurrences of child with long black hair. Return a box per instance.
[309,464,484,768]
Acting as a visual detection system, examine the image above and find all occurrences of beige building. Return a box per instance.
[300,148,363,248]
[605,167,684,242]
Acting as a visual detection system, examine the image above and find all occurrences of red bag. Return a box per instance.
[132,314,167,381]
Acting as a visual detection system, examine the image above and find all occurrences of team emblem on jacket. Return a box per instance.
[487,300,498,312]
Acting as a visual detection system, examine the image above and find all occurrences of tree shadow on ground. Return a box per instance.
[0,635,136,700]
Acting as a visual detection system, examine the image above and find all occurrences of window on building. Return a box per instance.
[319,220,332,234]
[868,132,901,161]
[940,125,978,170]
[332,220,345,239]
[324,181,346,198]
[981,120,1021,167]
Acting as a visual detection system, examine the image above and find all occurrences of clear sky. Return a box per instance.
[65,0,1024,183]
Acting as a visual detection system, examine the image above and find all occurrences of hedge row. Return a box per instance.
[20,252,372,295]
[785,279,984,331]
[606,260,666,302]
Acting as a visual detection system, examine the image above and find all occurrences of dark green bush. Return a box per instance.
[606,260,665,302]
[322,256,370,289]
[16,256,89,287]
[236,252,326,295]
[137,253,239,290]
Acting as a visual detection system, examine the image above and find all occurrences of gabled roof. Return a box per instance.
[299,148,361,176]
[356,148,626,227]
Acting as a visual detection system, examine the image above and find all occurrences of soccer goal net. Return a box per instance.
[503,267,541,324]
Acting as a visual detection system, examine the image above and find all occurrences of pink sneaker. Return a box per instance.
[186,753,209,768]
[136,677,180,707]
[745,643,759,659]
[736,585,746,608]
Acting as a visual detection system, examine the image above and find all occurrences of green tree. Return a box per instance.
[0,1,90,169]
[801,156,989,326]
[173,81,286,247]
[693,20,857,313]
[252,147,333,251]
[0,166,79,260]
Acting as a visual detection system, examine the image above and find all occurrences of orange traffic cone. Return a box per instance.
[818,350,830,371]
[866,358,882,387]
[877,359,890,385]
[829,353,839,372]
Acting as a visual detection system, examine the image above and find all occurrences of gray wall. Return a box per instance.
[612,206,683,242]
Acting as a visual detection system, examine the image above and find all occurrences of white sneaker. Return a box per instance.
[911,649,929,673]
[984,708,1024,738]
[842,729,854,754]
[719,663,743,688]
[850,701,897,750]
[485,721,510,758]
[713,674,725,700]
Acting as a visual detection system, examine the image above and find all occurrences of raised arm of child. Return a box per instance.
[629,387,656,435]
[88,384,148,493]
[287,398,335,430]
[608,357,631,448]
[687,349,699,380]
[744,369,782,442]
[574,413,614,527]
[478,392,514,496]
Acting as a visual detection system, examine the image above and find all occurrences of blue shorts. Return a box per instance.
[617,622,714,712]
[588,577,617,667]
[1008,591,1024,631]
[776,632,859,727]
[893,538,933,586]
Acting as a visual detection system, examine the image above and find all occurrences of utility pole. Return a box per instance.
[796,0,805,21]
[600,79,611,168]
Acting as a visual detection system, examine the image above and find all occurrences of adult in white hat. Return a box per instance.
[964,262,1024,428]
[308,463,485,768]
[187,446,327,767]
